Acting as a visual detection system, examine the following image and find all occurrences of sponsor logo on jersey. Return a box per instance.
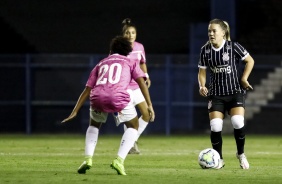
[210,65,231,74]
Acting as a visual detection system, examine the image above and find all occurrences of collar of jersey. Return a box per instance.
[211,39,226,51]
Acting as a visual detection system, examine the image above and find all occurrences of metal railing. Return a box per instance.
[0,54,281,135]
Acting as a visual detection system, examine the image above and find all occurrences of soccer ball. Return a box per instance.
[198,148,220,169]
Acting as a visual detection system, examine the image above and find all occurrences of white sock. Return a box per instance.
[123,117,148,141]
[137,117,148,140]
[85,126,99,158]
[117,128,138,160]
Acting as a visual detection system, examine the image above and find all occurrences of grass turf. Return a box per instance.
[0,134,281,184]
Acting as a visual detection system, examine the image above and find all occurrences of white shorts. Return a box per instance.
[132,88,145,105]
[89,89,137,126]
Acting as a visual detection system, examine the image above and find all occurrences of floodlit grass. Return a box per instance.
[0,134,281,184]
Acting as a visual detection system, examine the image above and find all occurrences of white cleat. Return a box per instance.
[214,159,225,169]
[128,142,140,154]
[236,153,250,169]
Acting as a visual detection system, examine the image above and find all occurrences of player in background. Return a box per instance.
[121,18,151,154]
[62,36,155,175]
[198,19,254,169]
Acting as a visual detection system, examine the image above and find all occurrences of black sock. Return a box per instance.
[210,131,223,159]
[234,126,246,155]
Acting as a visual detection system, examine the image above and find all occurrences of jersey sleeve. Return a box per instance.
[233,42,249,61]
[86,66,98,88]
[198,47,207,69]
[131,61,146,81]
[140,44,146,64]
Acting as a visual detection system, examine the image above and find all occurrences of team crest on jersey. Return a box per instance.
[205,49,210,54]
[208,100,212,109]
[222,52,230,62]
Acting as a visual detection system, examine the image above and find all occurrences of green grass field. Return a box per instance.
[0,134,281,184]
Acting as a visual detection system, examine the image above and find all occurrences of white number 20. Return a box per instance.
[96,63,122,85]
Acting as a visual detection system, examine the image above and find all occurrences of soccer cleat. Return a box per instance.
[110,158,127,175]
[128,142,140,154]
[236,153,250,169]
[214,159,225,169]
[77,160,92,174]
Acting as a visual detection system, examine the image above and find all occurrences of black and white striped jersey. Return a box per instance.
[198,40,249,96]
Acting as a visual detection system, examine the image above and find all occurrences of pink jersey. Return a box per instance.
[127,41,146,90]
[86,54,145,112]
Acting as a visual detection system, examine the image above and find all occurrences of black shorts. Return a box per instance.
[207,93,245,114]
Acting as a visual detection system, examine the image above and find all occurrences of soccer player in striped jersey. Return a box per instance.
[62,36,155,175]
[198,19,254,169]
[121,18,152,154]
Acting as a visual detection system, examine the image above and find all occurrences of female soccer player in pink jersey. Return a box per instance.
[121,18,151,154]
[62,36,155,175]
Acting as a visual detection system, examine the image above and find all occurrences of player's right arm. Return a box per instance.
[198,47,209,97]
[61,86,91,123]
[198,68,208,97]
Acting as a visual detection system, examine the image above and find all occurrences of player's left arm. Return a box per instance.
[136,77,155,122]
[241,55,255,90]
[140,62,151,88]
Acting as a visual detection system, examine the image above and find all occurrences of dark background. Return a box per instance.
[0,0,281,55]
[0,0,282,135]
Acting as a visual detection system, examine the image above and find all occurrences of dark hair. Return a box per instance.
[110,36,132,56]
[209,18,231,41]
[121,18,137,35]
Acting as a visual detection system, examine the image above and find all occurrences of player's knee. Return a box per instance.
[125,116,139,130]
[140,112,150,122]
[231,115,244,129]
[89,120,102,129]
[210,118,223,132]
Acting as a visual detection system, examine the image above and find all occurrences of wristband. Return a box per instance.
[145,73,149,78]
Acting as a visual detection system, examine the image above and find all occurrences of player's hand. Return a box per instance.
[199,86,208,97]
[146,78,151,88]
[61,112,77,123]
[241,80,253,90]
[147,105,155,122]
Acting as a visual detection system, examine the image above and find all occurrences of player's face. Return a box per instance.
[123,27,136,44]
[208,24,225,48]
